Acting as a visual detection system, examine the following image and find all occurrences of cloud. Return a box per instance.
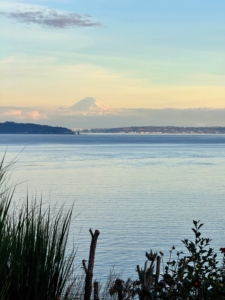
[2,106,225,128]
[3,110,22,116]
[0,107,47,120]
[27,111,45,119]
[0,6,102,28]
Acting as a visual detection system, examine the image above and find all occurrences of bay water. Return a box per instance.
[0,134,225,280]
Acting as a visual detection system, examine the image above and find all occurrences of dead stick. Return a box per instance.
[84,229,100,300]
[82,260,88,274]
[155,256,161,285]
[115,279,124,300]
[94,281,99,300]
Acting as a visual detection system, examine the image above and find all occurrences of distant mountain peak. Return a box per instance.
[69,97,113,111]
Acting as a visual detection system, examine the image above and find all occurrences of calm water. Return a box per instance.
[0,134,225,280]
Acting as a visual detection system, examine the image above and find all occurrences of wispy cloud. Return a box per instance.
[1,107,47,120]
[0,6,102,28]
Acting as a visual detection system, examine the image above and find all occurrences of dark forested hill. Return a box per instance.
[0,122,74,134]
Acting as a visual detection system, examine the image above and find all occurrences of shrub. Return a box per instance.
[110,221,225,299]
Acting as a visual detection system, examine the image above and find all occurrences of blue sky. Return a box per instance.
[0,0,224,110]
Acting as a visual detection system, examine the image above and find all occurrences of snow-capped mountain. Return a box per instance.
[69,97,113,111]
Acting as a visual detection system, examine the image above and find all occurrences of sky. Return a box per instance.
[1,0,224,110]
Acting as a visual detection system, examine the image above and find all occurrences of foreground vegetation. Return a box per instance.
[0,156,225,299]
[109,221,225,299]
[0,156,76,299]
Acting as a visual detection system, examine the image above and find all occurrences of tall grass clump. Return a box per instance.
[0,156,15,299]
[0,156,76,300]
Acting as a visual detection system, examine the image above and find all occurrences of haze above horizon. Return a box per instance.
[1,0,224,112]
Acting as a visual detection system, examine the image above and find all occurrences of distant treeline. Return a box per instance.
[0,122,74,134]
[82,126,225,134]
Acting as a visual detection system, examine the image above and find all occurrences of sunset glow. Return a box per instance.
[1,0,224,112]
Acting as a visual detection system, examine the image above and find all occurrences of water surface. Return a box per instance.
[0,134,225,279]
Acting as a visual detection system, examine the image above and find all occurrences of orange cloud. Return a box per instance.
[27,111,45,119]
[4,110,22,116]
